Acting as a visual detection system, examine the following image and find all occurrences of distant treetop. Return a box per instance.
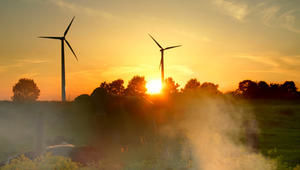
[125,76,147,96]
[12,78,40,102]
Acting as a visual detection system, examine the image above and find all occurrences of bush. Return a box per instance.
[1,153,79,170]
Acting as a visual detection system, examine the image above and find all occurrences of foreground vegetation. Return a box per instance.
[1,77,300,169]
[249,100,300,168]
[0,96,299,169]
[3,153,298,170]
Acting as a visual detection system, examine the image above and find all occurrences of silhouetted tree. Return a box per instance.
[92,80,125,97]
[90,82,112,115]
[200,82,221,95]
[235,80,299,99]
[280,81,298,99]
[163,77,180,94]
[89,79,126,115]
[182,78,200,92]
[125,76,147,96]
[258,81,269,89]
[74,94,91,103]
[12,78,40,102]
[107,79,125,96]
[268,83,281,98]
[257,81,269,98]
[74,94,94,113]
[90,82,110,102]
[270,83,280,89]
[237,80,258,98]
[99,82,110,93]
[281,81,297,93]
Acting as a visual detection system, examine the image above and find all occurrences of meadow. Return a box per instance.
[247,100,300,167]
[0,97,299,169]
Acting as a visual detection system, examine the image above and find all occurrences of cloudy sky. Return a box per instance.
[0,0,299,100]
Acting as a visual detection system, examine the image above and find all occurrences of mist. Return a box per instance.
[1,93,298,169]
[165,97,275,170]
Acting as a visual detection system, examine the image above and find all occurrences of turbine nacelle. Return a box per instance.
[149,34,181,69]
[148,34,181,52]
[39,16,78,102]
[148,34,182,84]
[38,16,77,61]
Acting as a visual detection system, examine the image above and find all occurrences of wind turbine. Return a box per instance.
[39,17,78,102]
[149,34,181,85]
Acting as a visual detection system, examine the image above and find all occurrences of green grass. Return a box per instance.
[244,100,300,167]
[0,99,299,168]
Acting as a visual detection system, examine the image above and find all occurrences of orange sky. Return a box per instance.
[0,0,300,100]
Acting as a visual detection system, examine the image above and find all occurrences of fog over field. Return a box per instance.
[1,93,299,169]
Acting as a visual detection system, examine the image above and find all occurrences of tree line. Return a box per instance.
[10,77,300,102]
[234,80,299,99]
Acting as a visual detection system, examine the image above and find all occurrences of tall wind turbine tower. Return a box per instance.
[149,34,181,85]
[39,17,78,101]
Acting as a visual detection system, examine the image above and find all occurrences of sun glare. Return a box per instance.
[146,80,162,94]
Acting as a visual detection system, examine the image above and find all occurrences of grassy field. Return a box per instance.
[0,99,299,169]
[247,100,300,167]
[0,102,93,162]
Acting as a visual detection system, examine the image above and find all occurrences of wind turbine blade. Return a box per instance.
[38,36,62,40]
[164,45,182,50]
[64,16,75,37]
[65,39,78,61]
[148,34,163,49]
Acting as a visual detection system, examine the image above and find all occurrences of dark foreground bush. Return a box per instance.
[2,153,300,170]
[1,153,79,170]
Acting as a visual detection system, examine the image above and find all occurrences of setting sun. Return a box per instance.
[146,80,162,94]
